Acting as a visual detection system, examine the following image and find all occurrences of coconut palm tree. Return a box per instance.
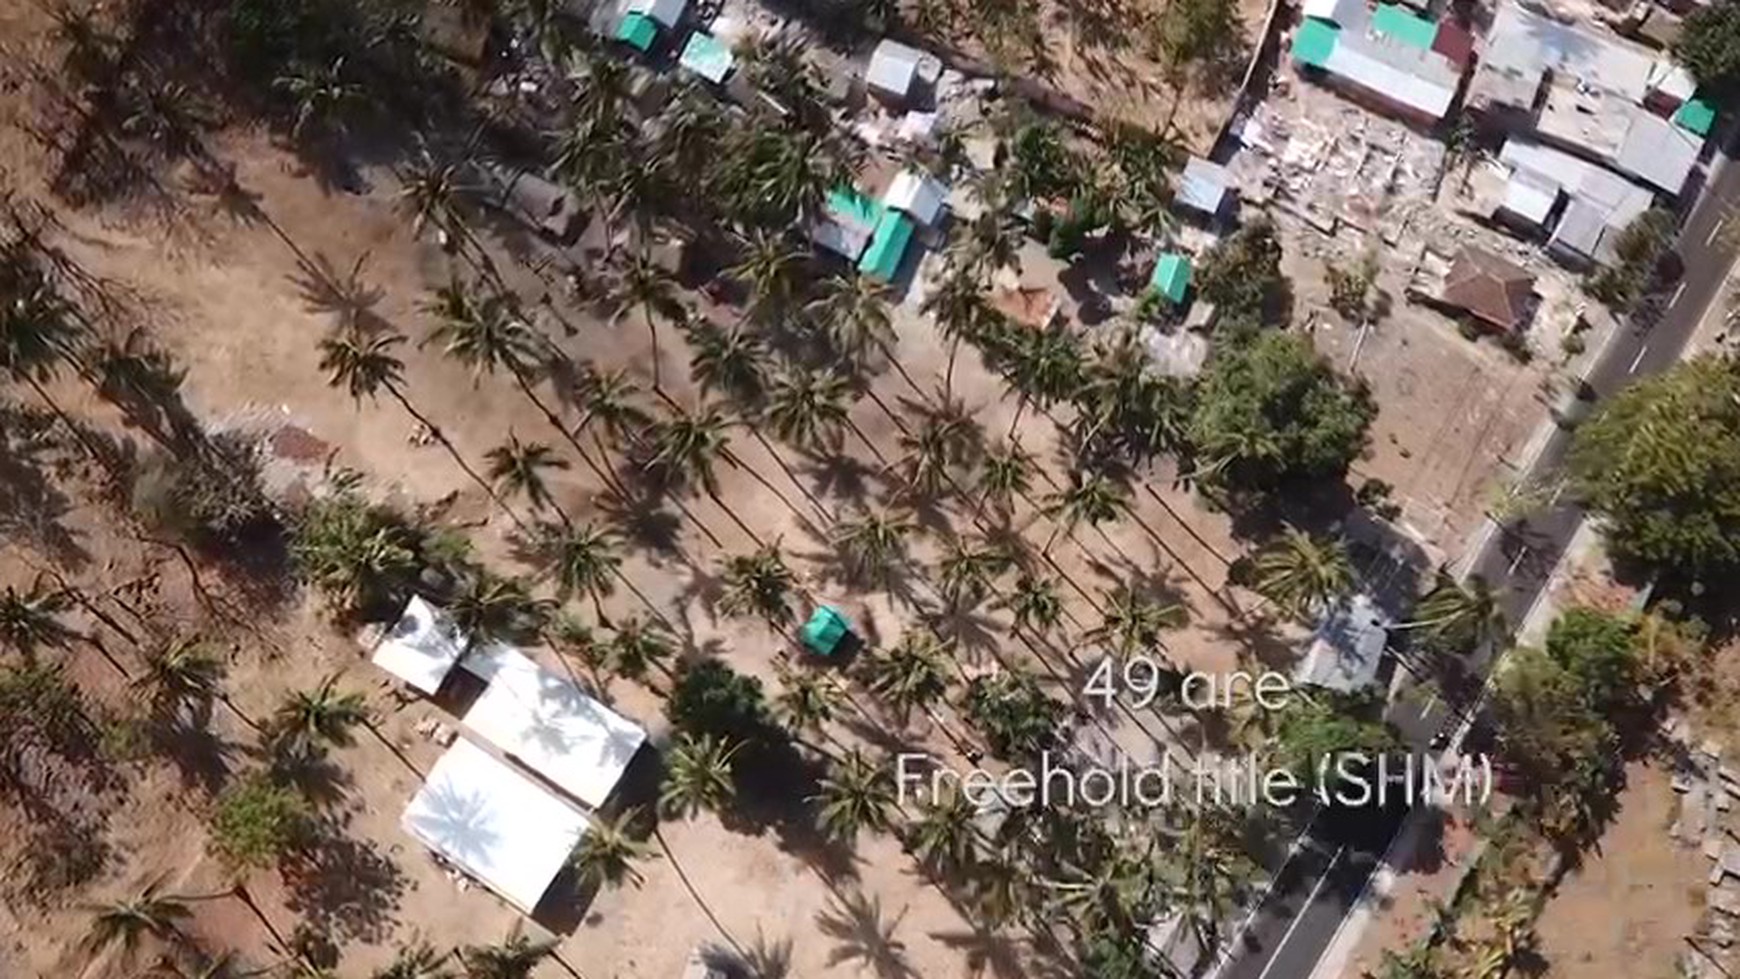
[570,807,657,890]
[765,366,852,453]
[996,574,1065,639]
[814,748,896,841]
[685,318,768,407]
[274,56,365,141]
[456,933,555,979]
[862,632,951,727]
[398,149,474,254]
[1001,323,1085,440]
[447,571,549,646]
[1090,585,1187,659]
[484,433,569,521]
[373,940,453,979]
[831,507,915,589]
[643,404,729,497]
[975,442,1034,519]
[906,784,979,880]
[424,280,543,383]
[1042,471,1128,555]
[609,615,677,686]
[659,733,739,819]
[610,252,679,390]
[132,636,225,725]
[572,362,652,496]
[82,879,193,963]
[775,665,845,752]
[805,273,896,371]
[534,522,622,619]
[271,673,367,756]
[718,543,797,628]
[936,535,1012,611]
[1251,527,1353,621]
[548,612,613,693]
[0,577,76,660]
[728,229,805,323]
[897,405,980,501]
[317,328,508,518]
[0,250,103,459]
[1400,572,1506,651]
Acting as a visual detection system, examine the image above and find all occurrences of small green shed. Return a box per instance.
[859,210,915,282]
[1150,253,1193,304]
[1675,97,1717,137]
[615,12,659,52]
[800,606,853,657]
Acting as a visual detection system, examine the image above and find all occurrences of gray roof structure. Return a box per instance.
[1616,108,1702,194]
[1177,156,1233,215]
[867,39,922,101]
[1297,593,1392,692]
[1501,139,1654,263]
[1474,2,1655,109]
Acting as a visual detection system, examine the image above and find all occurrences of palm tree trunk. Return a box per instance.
[642,305,662,391]
[651,826,743,955]
[750,430,834,523]
[23,375,109,467]
[384,383,525,531]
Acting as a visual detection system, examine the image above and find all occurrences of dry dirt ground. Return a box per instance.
[0,9,1274,979]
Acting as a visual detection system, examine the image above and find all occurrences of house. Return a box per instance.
[860,209,916,282]
[867,39,923,103]
[1290,8,1466,126]
[678,31,735,84]
[811,186,880,262]
[1439,247,1537,332]
[882,169,949,227]
[1177,156,1234,218]
[1150,253,1193,304]
[989,285,1063,330]
[1301,0,1365,26]
[480,165,584,242]
[1296,593,1392,692]
[1499,140,1655,265]
[1470,2,1707,197]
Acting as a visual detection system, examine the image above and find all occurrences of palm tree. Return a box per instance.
[611,253,679,390]
[317,328,508,518]
[374,940,453,979]
[765,366,852,453]
[535,521,622,619]
[996,574,1064,639]
[609,615,677,686]
[0,250,103,459]
[0,577,76,659]
[448,571,549,645]
[549,612,612,693]
[1251,527,1353,621]
[132,636,225,724]
[643,404,770,544]
[572,362,652,495]
[424,279,543,382]
[274,56,365,141]
[485,433,569,520]
[936,535,1011,611]
[1089,585,1187,659]
[976,442,1033,519]
[805,273,895,370]
[398,148,475,254]
[831,507,914,588]
[1002,323,1085,440]
[728,229,805,322]
[1042,471,1128,554]
[1400,572,1505,651]
[718,543,797,627]
[906,784,979,880]
[456,933,555,979]
[659,733,739,818]
[570,807,657,890]
[863,632,951,727]
[814,748,896,841]
[82,880,192,963]
[775,665,845,751]
[271,673,367,756]
[685,318,768,407]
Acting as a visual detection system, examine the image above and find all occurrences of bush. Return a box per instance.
[209,774,310,870]
[666,659,784,755]
[1676,0,1740,96]
[131,431,276,544]
[962,672,1064,762]
[1585,208,1677,312]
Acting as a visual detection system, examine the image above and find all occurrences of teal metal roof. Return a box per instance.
[615,12,658,51]
[859,211,914,282]
[1675,97,1717,137]
[679,31,734,84]
[826,186,881,229]
[1293,18,1339,68]
[1371,4,1438,49]
[1150,253,1192,303]
[800,606,851,657]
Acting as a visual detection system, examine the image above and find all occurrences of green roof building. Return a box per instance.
[1675,97,1717,137]
[800,606,853,657]
[1293,18,1339,68]
[615,12,658,52]
[859,210,914,282]
[1371,4,1438,50]
[826,186,882,228]
[1150,253,1192,304]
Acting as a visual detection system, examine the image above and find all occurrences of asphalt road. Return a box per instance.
[1216,142,1740,979]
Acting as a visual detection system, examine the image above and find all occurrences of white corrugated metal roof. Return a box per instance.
[625,0,686,28]
[1302,0,1366,25]
[810,216,872,261]
[1479,2,1654,103]
[1616,108,1701,195]
[1649,61,1697,103]
[1322,34,1457,118]
[882,170,948,226]
[1178,156,1232,214]
[1297,593,1391,692]
[867,39,921,98]
[1549,197,1608,259]
[1501,170,1559,225]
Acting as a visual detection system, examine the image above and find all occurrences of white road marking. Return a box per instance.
[1671,282,1689,308]
[1629,344,1651,373]
[1215,816,1323,973]
[1506,546,1530,576]
[1257,846,1347,979]
[1709,218,1728,247]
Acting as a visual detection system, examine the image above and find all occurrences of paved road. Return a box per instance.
[1217,142,1740,979]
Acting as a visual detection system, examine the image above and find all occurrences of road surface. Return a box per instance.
[1217,142,1740,979]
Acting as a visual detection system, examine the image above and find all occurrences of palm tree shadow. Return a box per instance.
[290,251,393,336]
[816,888,917,979]
[801,451,883,510]
[0,404,91,569]
[1097,544,1197,616]
[1211,613,1300,672]
[596,486,685,559]
[281,814,408,946]
[674,556,727,631]
[927,921,1041,979]
[147,719,237,794]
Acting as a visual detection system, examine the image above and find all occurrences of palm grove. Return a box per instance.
[0,1,1526,978]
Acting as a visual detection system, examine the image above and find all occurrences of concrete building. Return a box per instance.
[1296,593,1393,692]
[1177,156,1234,217]
[1498,140,1656,266]
[1290,5,1468,126]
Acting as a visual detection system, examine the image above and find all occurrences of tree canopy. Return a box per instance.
[1187,331,1376,499]
[1193,219,1289,326]
[1585,208,1676,312]
[1569,356,1740,574]
[1676,0,1740,97]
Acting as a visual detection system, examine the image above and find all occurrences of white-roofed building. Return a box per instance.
[1177,156,1233,217]
[1500,169,1560,227]
[1500,139,1656,265]
[624,0,685,28]
[1296,593,1392,692]
[1301,0,1365,25]
[1473,2,1656,109]
[882,170,948,227]
[371,595,468,694]
[461,646,647,809]
[1615,109,1702,195]
[401,738,590,913]
[867,39,922,102]
[1320,33,1458,122]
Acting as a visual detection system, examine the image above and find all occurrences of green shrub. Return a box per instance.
[209,774,310,870]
